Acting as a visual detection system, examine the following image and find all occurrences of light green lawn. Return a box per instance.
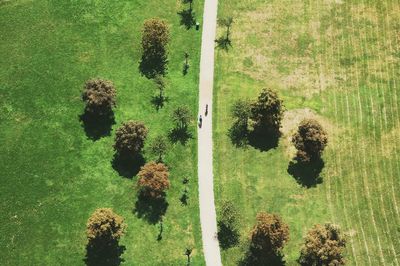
[214,0,400,265]
[0,0,205,265]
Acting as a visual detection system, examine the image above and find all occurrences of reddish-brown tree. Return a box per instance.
[137,162,170,198]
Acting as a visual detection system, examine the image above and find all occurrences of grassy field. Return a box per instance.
[0,1,205,265]
[214,0,400,265]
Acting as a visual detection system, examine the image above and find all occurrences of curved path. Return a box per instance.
[197,0,221,265]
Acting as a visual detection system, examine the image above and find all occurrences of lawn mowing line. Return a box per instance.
[315,0,335,221]
[329,9,360,262]
[368,3,400,263]
[363,1,400,262]
[333,5,362,263]
[355,1,390,263]
[342,4,375,262]
[383,0,400,220]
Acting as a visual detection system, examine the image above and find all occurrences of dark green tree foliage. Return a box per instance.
[172,106,192,129]
[217,200,241,249]
[250,88,284,133]
[182,0,194,10]
[250,212,289,255]
[140,18,170,78]
[231,99,251,128]
[299,223,346,266]
[114,121,148,156]
[292,119,328,162]
[82,79,116,115]
[150,136,168,162]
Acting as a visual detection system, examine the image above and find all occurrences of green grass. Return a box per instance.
[0,1,205,265]
[214,0,400,265]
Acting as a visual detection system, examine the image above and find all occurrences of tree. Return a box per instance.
[299,223,346,266]
[86,208,126,242]
[137,162,170,199]
[82,79,116,115]
[218,200,241,249]
[250,88,285,133]
[150,135,168,162]
[182,0,194,10]
[140,18,170,78]
[292,119,328,163]
[114,121,148,156]
[216,17,234,49]
[231,99,251,128]
[172,106,192,129]
[250,212,289,255]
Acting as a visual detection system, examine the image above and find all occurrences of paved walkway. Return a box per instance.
[197,0,221,265]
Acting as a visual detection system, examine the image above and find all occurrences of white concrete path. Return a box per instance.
[197,0,222,265]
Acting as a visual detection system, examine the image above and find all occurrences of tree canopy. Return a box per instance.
[82,79,116,115]
[172,106,192,129]
[250,212,289,255]
[292,119,328,162]
[137,162,170,198]
[299,223,346,266]
[86,208,126,242]
[114,121,148,156]
[250,88,285,132]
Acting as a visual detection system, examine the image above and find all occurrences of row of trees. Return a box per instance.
[217,202,346,265]
[230,88,328,179]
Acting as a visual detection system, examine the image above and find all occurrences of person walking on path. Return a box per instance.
[205,104,208,116]
[199,115,203,128]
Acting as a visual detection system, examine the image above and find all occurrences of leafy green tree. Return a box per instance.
[299,223,346,266]
[292,119,328,162]
[86,208,126,242]
[114,121,148,156]
[150,136,168,162]
[250,212,289,255]
[218,200,241,249]
[250,88,285,133]
[231,99,251,128]
[182,0,194,10]
[82,79,116,115]
[138,162,170,199]
[172,106,192,129]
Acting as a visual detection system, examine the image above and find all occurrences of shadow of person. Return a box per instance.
[111,153,145,179]
[139,54,167,79]
[217,223,240,250]
[79,110,115,141]
[133,191,169,224]
[287,158,324,188]
[248,125,280,152]
[177,8,196,29]
[168,127,193,145]
[239,248,286,266]
[84,238,125,266]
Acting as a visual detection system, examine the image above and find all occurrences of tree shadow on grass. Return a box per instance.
[248,126,280,152]
[228,121,248,148]
[168,127,193,145]
[79,110,115,141]
[133,192,169,224]
[239,248,286,266]
[151,95,169,111]
[287,158,324,188]
[217,223,240,250]
[84,238,125,266]
[215,36,232,51]
[177,8,196,29]
[139,55,167,79]
[111,153,145,179]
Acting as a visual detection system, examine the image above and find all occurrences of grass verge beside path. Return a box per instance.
[214,0,400,265]
[0,1,204,265]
